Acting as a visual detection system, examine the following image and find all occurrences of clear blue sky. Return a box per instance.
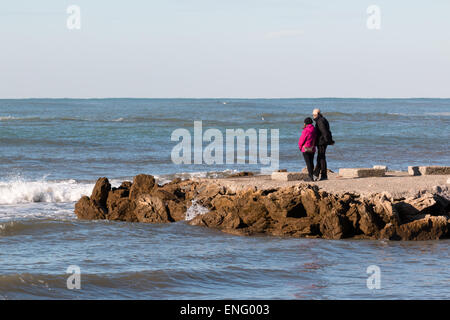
[0,0,449,98]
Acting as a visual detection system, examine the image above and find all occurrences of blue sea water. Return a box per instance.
[0,98,449,299]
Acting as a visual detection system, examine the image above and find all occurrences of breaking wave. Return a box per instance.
[0,116,18,121]
[0,178,94,205]
[0,170,243,205]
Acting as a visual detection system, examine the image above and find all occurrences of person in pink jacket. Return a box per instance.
[298,117,317,181]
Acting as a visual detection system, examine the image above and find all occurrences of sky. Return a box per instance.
[0,0,449,98]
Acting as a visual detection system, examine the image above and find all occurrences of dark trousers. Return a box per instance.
[302,152,315,180]
[314,145,328,177]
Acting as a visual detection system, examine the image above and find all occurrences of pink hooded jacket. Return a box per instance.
[298,124,317,153]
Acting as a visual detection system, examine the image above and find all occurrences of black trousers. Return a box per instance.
[314,145,328,177]
[302,152,315,179]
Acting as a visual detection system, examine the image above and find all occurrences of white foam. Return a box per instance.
[424,112,450,116]
[0,116,17,121]
[0,177,94,205]
[185,200,209,221]
[0,201,79,222]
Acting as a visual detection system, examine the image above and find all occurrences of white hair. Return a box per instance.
[312,108,321,115]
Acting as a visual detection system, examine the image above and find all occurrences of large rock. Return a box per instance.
[159,178,185,198]
[107,198,137,222]
[273,217,320,238]
[189,210,227,229]
[91,177,111,208]
[382,215,450,240]
[167,200,187,222]
[394,193,449,223]
[319,210,352,239]
[371,193,400,225]
[263,188,307,220]
[129,174,156,200]
[134,194,172,223]
[75,196,107,220]
[74,178,111,220]
[151,189,187,221]
[105,181,136,221]
[75,174,450,241]
[190,182,449,240]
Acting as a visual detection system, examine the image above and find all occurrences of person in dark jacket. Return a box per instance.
[312,108,334,180]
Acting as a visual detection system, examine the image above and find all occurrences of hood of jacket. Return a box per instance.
[303,124,315,133]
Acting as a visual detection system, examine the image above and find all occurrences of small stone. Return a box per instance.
[339,168,386,178]
[271,172,308,181]
[373,165,388,171]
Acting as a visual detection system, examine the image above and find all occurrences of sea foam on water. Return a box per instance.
[0,177,93,205]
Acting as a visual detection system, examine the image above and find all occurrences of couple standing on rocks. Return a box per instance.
[298,108,335,181]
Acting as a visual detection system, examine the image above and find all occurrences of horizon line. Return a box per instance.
[1,97,450,100]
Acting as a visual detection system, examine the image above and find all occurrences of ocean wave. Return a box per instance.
[0,116,17,121]
[424,112,450,116]
[0,219,76,236]
[258,111,450,120]
[0,171,242,205]
[0,178,94,205]
[0,266,285,299]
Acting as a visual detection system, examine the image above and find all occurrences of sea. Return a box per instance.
[0,98,449,299]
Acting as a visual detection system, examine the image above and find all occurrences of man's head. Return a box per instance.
[312,108,321,119]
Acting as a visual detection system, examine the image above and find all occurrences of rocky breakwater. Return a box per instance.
[75,174,450,240]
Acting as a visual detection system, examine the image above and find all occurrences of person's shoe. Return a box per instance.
[319,176,328,181]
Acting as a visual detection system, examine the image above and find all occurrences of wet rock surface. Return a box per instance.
[75,174,450,240]
[75,175,190,224]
